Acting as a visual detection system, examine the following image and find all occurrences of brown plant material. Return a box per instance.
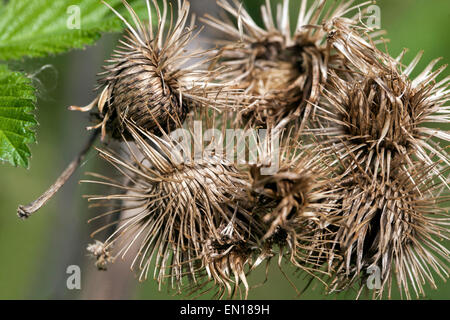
[19,0,448,300]
[82,120,260,293]
[249,147,330,240]
[317,22,449,184]
[306,22,450,298]
[326,157,449,299]
[203,0,376,129]
[87,240,113,271]
[70,0,245,141]
[190,221,258,299]
[324,16,391,76]
[246,130,344,289]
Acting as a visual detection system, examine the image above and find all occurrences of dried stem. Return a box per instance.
[17,131,100,219]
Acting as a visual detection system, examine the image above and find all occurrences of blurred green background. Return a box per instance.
[0,0,448,300]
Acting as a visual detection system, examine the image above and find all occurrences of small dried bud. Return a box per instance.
[87,240,113,271]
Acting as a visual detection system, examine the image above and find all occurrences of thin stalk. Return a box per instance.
[17,131,100,219]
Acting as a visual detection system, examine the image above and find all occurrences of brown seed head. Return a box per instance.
[314,50,449,185]
[82,120,254,292]
[327,157,449,299]
[70,0,246,140]
[247,131,343,284]
[203,0,378,128]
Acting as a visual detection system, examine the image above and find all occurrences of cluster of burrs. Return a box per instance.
[19,0,449,300]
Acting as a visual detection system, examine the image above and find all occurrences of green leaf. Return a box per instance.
[0,0,153,167]
[0,64,37,168]
[0,0,150,60]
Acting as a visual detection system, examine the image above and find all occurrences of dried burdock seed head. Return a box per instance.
[203,0,376,128]
[315,50,450,186]
[82,120,255,292]
[19,0,226,218]
[70,0,244,141]
[327,157,450,299]
[247,130,343,288]
[313,31,450,296]
[249,147,330,241]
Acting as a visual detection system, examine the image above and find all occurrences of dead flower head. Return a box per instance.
[246,130,343,289]
[82,120,253,292]
[203,0,376,128]
[327,157,449,299]
[311,26,450,297]
[315,48,450,186]
[70,0,244,141]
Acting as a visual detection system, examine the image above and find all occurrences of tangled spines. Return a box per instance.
[84,121,254,291]
[70,0,246,141]
[327,158,449,299]
[313,12,450,299]
[85,120,341,299]
[75,0,449,299]
[315,47,449,184]
[203,0,378,129]
[247,131,341,269]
